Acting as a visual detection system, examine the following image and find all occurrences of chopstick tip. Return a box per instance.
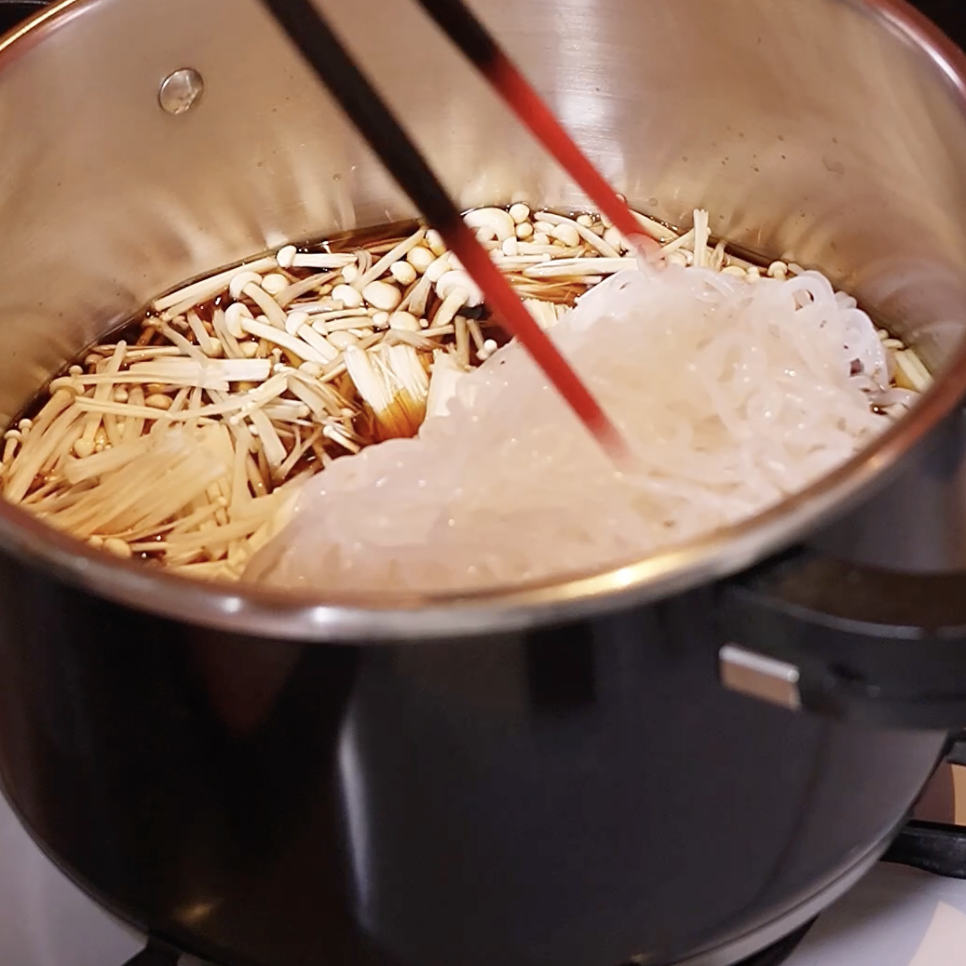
[590,413,634,468]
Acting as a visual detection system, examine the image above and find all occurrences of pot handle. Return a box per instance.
[717,550,966,729]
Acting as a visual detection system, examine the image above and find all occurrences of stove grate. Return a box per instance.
[120,937,182,966]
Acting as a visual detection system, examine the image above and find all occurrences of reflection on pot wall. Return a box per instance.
[810,409,966,574]
[2,0,966,427]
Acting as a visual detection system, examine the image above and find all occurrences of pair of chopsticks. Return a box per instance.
[257,0,657,460]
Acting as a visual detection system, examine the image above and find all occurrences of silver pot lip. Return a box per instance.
[0,0,963,643]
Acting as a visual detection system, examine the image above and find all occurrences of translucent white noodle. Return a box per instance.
[246,264,895,594]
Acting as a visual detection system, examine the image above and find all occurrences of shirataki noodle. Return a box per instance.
[246,261,905,593]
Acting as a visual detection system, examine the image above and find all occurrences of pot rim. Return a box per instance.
[0,0,963,643]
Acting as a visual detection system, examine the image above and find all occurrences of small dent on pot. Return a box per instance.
[823,154,846,176]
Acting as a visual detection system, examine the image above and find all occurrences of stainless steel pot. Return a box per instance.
[1,1,966,965]
[1,0,966,643]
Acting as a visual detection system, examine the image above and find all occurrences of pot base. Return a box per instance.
[616,921,815,966]
[0,770,886,966]
[735,919,815,966]
[118,920,820,966]
[670,833,886,966]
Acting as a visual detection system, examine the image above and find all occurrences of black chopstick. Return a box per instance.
[255,0,628,458]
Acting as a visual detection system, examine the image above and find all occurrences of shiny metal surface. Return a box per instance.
[0,0,965,638]
[157,67,204,116]
[810,407,966,573]
[719,644,802,711]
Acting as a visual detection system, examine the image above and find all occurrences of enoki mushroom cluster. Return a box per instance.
[0,205,931,584]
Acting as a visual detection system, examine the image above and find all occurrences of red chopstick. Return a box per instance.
[257,0,631,461]
[413,0,662,259]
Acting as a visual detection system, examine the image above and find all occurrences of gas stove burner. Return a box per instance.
[733,918,816,966]
[125,924,823,966]
[124,923,824,966]
[123,928,822,966]
[120,937,181,966]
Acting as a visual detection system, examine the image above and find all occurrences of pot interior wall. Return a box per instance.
[0,0,965,426]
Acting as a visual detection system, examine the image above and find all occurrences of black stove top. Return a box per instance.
[737,921,815,966]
